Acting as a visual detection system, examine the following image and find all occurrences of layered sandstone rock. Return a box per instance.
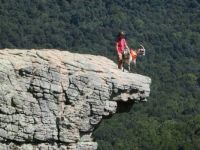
[0,49,151,150]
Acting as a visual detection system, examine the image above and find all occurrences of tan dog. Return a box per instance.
[122,45,145,72]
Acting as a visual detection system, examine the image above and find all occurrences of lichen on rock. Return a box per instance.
[0,49,151,150]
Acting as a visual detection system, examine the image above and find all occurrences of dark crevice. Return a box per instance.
[18,69,26,77]
[89,103,93,116]
[7,74,13,85]
[102,113,113,119]
[11,97,17,107]
[60,76,71,105]
[0,109,7,115]
[56,117,61,141]
[63,90,71,105]
[80,131,92,137]
[18,67,34,77]
[27,86,36,99]
[70,82,84,96]
[110,88,139,101]
[116,100,135,113]
[130,88,139,94]
[0,139,67,146]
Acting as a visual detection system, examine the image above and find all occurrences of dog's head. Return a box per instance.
[138,45,145,56]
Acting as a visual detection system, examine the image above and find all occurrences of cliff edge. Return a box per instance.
[0,49,151,150]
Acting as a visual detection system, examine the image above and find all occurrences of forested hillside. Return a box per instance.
[0,0,200,150]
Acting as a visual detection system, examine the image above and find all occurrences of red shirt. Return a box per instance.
[116,38,127,53]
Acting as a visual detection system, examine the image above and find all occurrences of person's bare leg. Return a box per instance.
[118,53,123,69]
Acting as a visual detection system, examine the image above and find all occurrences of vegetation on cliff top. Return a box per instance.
[0,0,200,150]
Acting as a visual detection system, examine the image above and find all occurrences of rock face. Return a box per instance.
[0,49,151,150]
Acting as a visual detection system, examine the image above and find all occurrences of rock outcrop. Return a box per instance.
[0,49,151,150]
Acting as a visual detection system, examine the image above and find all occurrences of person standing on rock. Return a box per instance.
[115,31,129,69]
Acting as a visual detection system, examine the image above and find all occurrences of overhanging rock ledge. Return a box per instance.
[0,49,151,150]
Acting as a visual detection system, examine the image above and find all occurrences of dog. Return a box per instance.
[122,45,145,72]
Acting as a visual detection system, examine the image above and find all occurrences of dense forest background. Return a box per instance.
[0,0,200,149]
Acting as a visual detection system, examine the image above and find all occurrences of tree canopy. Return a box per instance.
[0,0,200,149]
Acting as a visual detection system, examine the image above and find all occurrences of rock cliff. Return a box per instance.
[0,49,151,150]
